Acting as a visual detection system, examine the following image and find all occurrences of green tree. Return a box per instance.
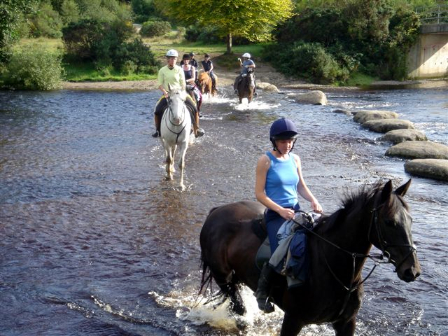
[60,0,80,25]
[28,1,63,38]
[0,0,39,62]
[154,0,294,53]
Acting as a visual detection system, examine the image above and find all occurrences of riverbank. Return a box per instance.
[62,56,447,91]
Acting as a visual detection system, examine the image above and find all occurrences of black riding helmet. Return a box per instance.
[270,118,299,153]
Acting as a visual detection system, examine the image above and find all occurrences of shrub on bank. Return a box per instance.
[63,19,158,75]
[264,42,351,84]
[0,45,63,90]
[140,20,171,37]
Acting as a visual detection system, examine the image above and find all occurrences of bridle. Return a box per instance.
[163,95,188,143]
[292,192,416,317]
[368,201,417,272]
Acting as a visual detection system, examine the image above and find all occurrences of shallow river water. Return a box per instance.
[0,82,447,336]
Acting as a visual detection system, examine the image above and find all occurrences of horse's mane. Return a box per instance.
[315,181,384,234]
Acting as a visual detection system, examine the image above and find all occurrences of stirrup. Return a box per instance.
[152,130,160,138]
[257,297,275,313]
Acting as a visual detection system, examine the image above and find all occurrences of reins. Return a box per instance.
[291,197,412,318]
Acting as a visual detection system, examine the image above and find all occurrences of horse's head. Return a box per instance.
[370,180,421,282]
[167,87,187,125]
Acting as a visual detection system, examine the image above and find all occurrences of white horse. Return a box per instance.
[160,87,192,191]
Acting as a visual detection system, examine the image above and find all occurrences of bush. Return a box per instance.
[140,20,171,37]
[0,45,63,90]
[264,42,349,84]
[63,20,158,75]
[113,38,159,74]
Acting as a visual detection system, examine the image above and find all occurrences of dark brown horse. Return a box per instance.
[199,180,421,336]
[198,72,218,97]
[236,71,255,103]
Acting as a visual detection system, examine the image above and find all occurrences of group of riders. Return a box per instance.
[153,49,322,315]
[152,49,257,138]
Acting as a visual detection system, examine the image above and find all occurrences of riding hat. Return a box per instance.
[166,49,178,57]
[189,52,195,56]
[182,53,191,60]
[242,53,251,58]
[270,118,299,141]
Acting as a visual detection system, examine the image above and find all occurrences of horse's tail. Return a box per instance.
[199,253,213,295]
[198,206,219,295]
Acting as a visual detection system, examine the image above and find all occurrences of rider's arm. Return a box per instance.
[255,154,295,220]
[293,154,322,213]
[188,66,196,84]
[159,85,168,98]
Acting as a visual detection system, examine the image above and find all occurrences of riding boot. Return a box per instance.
[152,114,161,137]
[193,112,204,137]
[255,263,275,313]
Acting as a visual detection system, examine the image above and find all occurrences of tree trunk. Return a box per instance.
[226,33,232,54]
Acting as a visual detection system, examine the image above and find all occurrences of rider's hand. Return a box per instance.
[311,200,323,213]
[278,207,295,220]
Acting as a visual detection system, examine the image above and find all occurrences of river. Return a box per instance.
[0,82,446,336]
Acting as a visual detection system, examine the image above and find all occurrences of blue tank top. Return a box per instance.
[265,151,299,208]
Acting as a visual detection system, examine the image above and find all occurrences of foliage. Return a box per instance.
[264,42,350,83]
[0,0,39,62]
[28,1,63,38]
[131,0,160,23]
[140,20,171,37]
[268,0,421,82]
[154,0,294,52]
[59,0,80,25]
[0,44,63,90]
[63,19,158,75]
[113,38,159,73]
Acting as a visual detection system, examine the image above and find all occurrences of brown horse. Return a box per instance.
[198,72,218,97]
[199,180,421,336]
[236,71,255,103]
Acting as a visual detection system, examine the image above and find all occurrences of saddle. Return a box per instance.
[253,212,320,287]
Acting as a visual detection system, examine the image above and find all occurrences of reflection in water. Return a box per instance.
[0,85,446,336]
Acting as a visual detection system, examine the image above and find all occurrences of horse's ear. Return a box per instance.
[395,179,412,197]
[380,180,393,202]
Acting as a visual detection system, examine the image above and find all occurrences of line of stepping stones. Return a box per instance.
[333,109,448,181]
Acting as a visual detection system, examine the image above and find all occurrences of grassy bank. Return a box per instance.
[13,35,375,86]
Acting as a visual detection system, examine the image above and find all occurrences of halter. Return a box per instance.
[163,96,188,144]
[292,193,416,318]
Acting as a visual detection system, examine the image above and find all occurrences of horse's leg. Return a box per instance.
[332,318,356,336]
[280,313,304,336]
[165,146,173,180]
[177,144,188,191]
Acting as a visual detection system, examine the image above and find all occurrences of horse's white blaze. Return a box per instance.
[160,88,192,191]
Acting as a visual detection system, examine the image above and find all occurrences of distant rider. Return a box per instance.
[234,53,256,95]
[201,53,217,92]
[152,49,204,138]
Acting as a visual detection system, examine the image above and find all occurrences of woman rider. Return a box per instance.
[181,53,202,114]
[254,117,323,313]
[152,49,204,138]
